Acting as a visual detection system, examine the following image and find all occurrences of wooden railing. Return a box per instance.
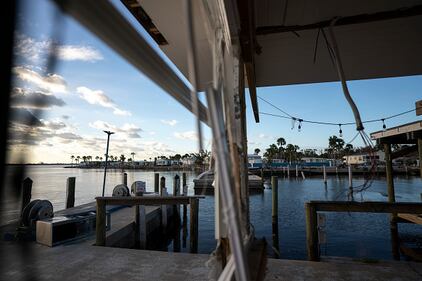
[95,196,204,252]
[305,201,422,261]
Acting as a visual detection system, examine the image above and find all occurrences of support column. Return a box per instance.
[418,138,422,179]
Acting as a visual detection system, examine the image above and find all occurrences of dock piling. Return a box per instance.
[348,165,353,188]
[418,138,422,179]
[154,173,159,193]
[160,176,166,196]
[21,177,32,213]
[123,172,127,186]
[189,197,199,253]
[271,176,279,257]
[305,202,319,261]
[323,165,327,184]
[66,177,76,209]
[295,165,298,178]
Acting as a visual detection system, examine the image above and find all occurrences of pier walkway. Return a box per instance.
[1,240,421,281]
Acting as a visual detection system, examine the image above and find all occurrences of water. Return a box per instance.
[2,165,422,260]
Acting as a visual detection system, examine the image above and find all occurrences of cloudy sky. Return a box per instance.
[8,0,422,163]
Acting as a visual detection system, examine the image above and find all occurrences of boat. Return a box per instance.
[193,170,263,195]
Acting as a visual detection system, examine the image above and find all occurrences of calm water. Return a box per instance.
[2,165,422,260]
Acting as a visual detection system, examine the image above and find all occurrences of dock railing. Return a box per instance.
[305,201,422,261]
[95,196,203,252]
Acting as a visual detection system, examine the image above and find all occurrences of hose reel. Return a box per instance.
[21,199,54,227]
[112,184,130,197]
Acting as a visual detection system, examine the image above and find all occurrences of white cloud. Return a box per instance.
[13,66,67,93]
[174,131,197,141]
[161,119,178,126]
[76,86,131,116]
[89,120,142,138]
[56,45,103,61]
[15,34,103,62]
[258,133,271,139]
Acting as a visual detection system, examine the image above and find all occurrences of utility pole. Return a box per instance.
[102,130,114,197]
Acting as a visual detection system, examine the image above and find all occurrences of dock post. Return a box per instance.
[418,138,422,179]
[95,199,106,246]
[21,177,32,213]
[123,172,127,186]
[301,171,306,180]
[295,165,298,178]
[154,173,159,193]
[135,205,147,249]
[271,176,279,257]
[261,168,264,186]
[348,165,353,188]
[305,202,319,261]
[173,175,180,217]
[160,176,166,196]
[323,165,327,184]
[384,143,400,260]
[182,173,187,190]
[287,165,290,179]
[66,177,76,209]
[189,197,199,253]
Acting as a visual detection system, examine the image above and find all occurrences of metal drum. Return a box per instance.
[112,184,130,196]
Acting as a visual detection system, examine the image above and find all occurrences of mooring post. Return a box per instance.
[160,176,166,196]
[271,176,279,257]
[173,175,180,217]
[305,202,319,261]
[384,143,400,260]
[96,199,106,246]
[189,197,199,253]
[21,177,32,213]
[123,172,127,186]
[271,176,278,221]
[182,172,187,190]
[295,165,298,178]
[301,171,306,180]
[348,165,353,188]
[287,165,290,178]
[66,177,76,209]
[154,173,159,193]
[418,138,422,179]
[323,165,327,184]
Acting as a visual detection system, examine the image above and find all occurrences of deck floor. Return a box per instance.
[1,241,421,281]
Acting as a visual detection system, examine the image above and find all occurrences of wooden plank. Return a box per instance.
[398,213,422,225]
[96,196,204,206]
[311,201,422,214]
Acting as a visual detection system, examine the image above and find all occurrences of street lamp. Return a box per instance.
[102,130,114,197]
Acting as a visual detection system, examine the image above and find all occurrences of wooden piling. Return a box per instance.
[295,165,298,178]
[384,143,400,260]
[95,199,106,246]
[189,197,199,253]
[154,173,159,193]
[271,176,278,219]
[323,165,327,184]
[21,177,32,213]
[301,171,306,180]
[160,176,166,196]
[123,172,127,186]
[173,175,180,196]
[66,177,76,209]
[182,172,187,190]
[287,165,290,178]
[305,202,319,261]
[418,138,422,179]
[348,165,353,188]
[261,168,264,186]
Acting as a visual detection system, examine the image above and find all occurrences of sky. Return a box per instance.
[7,0,422,163]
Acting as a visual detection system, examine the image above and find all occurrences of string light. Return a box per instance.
[298,119,303,132]
[338,124,343,137]
[382,119,387,131]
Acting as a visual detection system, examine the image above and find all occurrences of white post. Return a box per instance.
[301,171,306,180]
[348,165,353,188]
[295,165,298,178]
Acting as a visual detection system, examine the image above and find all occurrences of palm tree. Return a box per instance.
[131,152,135,161]
[71,155,75,166]
[76,156,80,164]
[254,148,260,155]
[96,156,99,161]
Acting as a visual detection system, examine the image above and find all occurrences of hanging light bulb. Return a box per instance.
[338,124,343,137]
[298,119,303,132]
[382,119,386,131]
[291,117,296,130]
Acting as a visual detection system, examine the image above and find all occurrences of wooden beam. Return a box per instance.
[310,201,422,213]
[237,0,260,123]
[96,196,204,206]
[419,138,422,178]
[256,5,422,35]
[416,100,422,116]
[391,145,418,159]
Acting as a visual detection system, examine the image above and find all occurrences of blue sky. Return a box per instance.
[8,0,421,163]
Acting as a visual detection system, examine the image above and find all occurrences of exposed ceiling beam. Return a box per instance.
[256,5,422,35]
[237,0,260,123]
